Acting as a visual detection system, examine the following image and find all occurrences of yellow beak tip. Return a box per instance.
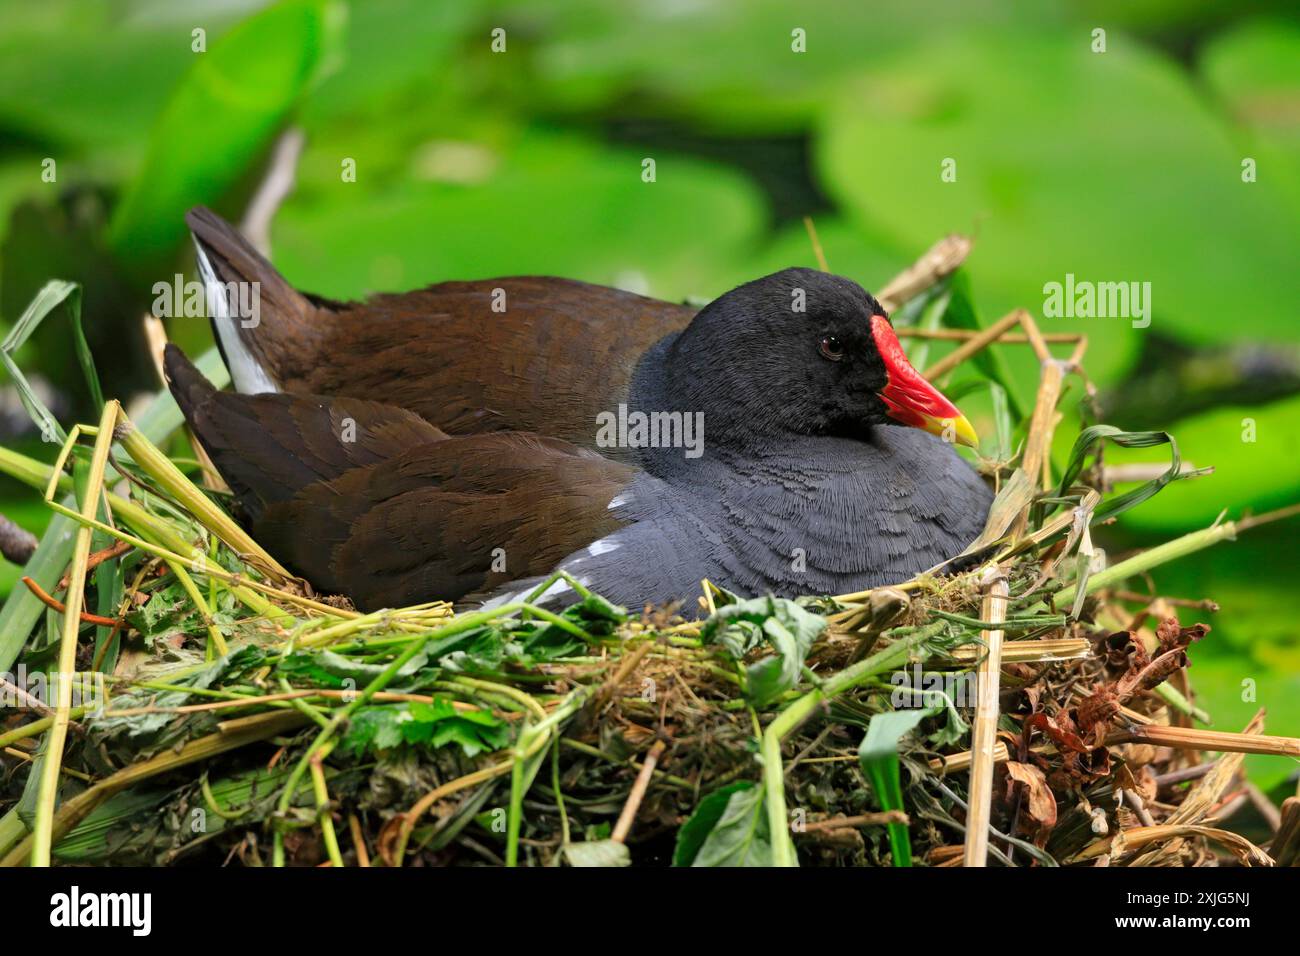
[953,416,980,450]
[920,414,979,449]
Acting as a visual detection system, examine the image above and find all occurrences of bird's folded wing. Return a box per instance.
[166,344,634,610]
[277,277,694,444]
[260,432,634,610]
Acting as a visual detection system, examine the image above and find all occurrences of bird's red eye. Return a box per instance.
[819,335,844,361]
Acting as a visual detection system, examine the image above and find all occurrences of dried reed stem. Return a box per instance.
[612,739,666,843]
[1108,723,1299,758]
[963,568,1009,867]
[878,234,973,312]
[931,742,1009,774]
[1010,363,1067,538]
[922,310,1024,382]
[803,811,909,832]
[1073,824,1273,866]
[949,638,1089,664]
[802,216,830,272]
[898,328,1082,343]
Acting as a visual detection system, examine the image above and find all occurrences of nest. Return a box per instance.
[1,238,1297,868]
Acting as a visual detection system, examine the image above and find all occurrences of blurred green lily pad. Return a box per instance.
[497,0,1067,134]
[818,31,1299,387]
[1200,18,1300,215]
[0,0,255,154]
[273,128,767,301]
[1103,393,1300,533]
[108,0,343,266]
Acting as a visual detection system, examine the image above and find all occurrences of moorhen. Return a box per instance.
[166,208,992,610]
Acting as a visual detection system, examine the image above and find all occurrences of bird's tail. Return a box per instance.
[163,342,216,420]
[185,206,321,395]
[163,342,255,512]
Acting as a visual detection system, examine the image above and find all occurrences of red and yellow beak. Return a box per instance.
[870,315,979,449]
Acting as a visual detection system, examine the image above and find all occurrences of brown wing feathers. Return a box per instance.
[177,208,668,608]
[164,345,633,609]
[266,437,632,609]
[164,344,444,521]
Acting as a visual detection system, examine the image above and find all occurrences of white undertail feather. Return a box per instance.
[195,238,279,395]
[480,577,578,611]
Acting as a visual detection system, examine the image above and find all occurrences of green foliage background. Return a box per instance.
[0,0,1296,785]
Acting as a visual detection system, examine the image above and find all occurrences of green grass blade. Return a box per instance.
[1056,425,1211,523]
[0,511,76,673]
[858,708,940,867]
[0,280,83,444]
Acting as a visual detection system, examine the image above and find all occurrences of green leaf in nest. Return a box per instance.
[124,589,203,646]
[518,593,625,659]
[568,591,628,627]
[673,780,756,867]
[278,649,429,689]
[564,839,632,867]
[687,782,773,867]
[341,699,509,759]
[700,595,827,708]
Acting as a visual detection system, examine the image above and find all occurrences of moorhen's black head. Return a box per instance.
[665,267,977,450]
